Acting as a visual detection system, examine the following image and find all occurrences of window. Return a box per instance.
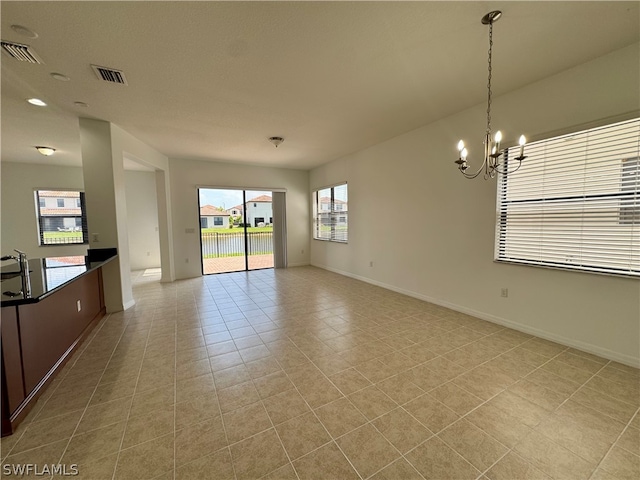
[496,118,639,277]
[213,217,223,226]
[313,183,348,242]
[35,190,88,245]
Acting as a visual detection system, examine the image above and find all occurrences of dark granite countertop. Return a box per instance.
[1,252,116,307]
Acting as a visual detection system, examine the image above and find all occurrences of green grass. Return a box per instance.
[43,231,83,238]
[201,227,273,234]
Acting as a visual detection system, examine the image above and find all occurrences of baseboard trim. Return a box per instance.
[313,263,640,368]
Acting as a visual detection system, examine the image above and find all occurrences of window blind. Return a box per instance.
[496,118,639,277]
[313,183,348,243]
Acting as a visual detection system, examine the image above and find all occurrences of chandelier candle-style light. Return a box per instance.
[455,11,527,179]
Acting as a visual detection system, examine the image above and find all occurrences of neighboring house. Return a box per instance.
[199,205,230,228]
[245,195,273,227]
[226,195,274,227]
[37,190,83,231]
[318,196,348,226]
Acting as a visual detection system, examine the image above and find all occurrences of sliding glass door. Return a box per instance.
[198,188,275,274]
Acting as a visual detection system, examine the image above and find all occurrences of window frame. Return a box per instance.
[313,182,348,243]
[35,190,89,246]
[495,118,639,278]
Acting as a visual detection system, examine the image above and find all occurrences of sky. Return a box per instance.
[198,188,272,211]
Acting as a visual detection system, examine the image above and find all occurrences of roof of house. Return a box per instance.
[39,190,80,198]
[200,205,230,216]
[319,196,347,205]
[41,208,82,216]
[246,195,272,203]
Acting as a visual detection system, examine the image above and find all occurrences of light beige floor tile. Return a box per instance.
[122,405,174,449]
[486,451,551,480]
[554,399,627,441]
[175,392,220,429]
[261,462,299,480]
[3,439,69,473]
[292,441,360,480]
[585,375,639,406]
[369,458,424,480]
[348,386,398,420]
[262,389,311,425]
[73,452,119,480]
[405,436,480,480]
[571,386,638,424]
[377,374,425,405]
[429,382,484,416]
[439,419,509,471]
[253,370,295,399]
[62,421,126,464]
[275,411,331,460]
[222,401,272,443]
[487,390,551,427]
[229,428,288,480]
[404,394,460,433]
[76,396,133,434]
[217,380,261,413]
[466,403,533,448]
[174,416,227,467]
[10,409,83,454]
[314,397,368,438]
[617,427,640,455]
[114,433,174,479]
[213,363,252,389]
[555,351,607,374]
[599,445,640,480]
[372,407,432,453]
[507,379,568,411]
[175,373,215,403]
[513,430,596,480]
[329,368,372,395]
[176,448,235,480]
[129,385,175,418]
[535,414,616,464]
[336,423,400,478]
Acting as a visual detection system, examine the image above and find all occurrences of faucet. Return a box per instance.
[1,249,29,274]
[1,250,31,298]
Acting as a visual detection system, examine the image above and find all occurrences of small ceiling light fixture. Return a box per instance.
[27,98,47,106]
[455,11,527,180]
[11,24,38,39]
[50,72,70,81]
[35,146,55,156]
[73,101,89,108]
[268,136,284,148]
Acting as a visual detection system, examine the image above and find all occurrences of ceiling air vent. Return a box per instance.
[91,64,128,85]
[1,40,44,64]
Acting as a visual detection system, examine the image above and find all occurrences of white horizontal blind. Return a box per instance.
[313,183,348,243]
[496,118,639,277]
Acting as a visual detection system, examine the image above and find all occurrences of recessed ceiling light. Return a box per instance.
[50,72,70,81]
[35,146,56,156]
[10,24,38,39]
[27,98,47,106]
[73,101,89,108]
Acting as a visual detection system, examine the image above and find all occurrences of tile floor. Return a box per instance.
[1,266,639,480]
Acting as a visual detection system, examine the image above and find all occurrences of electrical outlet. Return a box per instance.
[76,300,82,312]
[301,249,304,254]
[147,251,151,256]
[185,258,189,264]
[92,233,99,242]
[501,288,508,298]
[185,228,195,234]
[369,261,374,267]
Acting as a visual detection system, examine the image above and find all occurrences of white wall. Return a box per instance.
[310,43,640,366]
[0,162,87,259]
[168,158,310,279]
[124,170,161,270]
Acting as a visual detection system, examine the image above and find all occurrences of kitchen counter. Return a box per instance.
[1,253,116,306]
[1,249,116,436]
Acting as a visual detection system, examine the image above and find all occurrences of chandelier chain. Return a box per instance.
[486,21,493,135]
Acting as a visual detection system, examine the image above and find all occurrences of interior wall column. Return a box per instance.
[79,118,135,312]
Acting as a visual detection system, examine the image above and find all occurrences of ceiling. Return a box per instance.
[1,1,638,170]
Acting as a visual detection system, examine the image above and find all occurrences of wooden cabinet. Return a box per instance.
[1,267,106,436]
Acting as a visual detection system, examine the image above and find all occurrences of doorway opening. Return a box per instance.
[198,188,275,274]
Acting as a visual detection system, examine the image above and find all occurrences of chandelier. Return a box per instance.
[455,11,527,179]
